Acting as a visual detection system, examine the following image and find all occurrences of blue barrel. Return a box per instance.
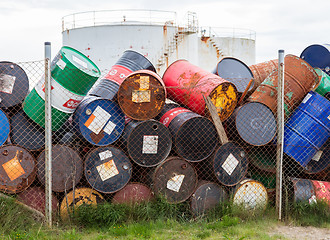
[284,91,330,167]
[300,44,330,74]
[0,109,9,146]
[72,96,125,146]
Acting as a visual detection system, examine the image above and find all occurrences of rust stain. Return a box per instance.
[201,36,210,43]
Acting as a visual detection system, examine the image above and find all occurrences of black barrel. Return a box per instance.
[0,61,29,108]
[84,146,132,194]
[213,142,248,186]
[10,110,45,151]
[157,103,218,162]
[89,50,156,99]
[190,181,228,217]
[305,137,330,175]
[37,144,83,192]
[121,119,172,167]
[152,156,198,204]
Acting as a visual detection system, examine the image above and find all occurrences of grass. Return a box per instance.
[0,195,329,239]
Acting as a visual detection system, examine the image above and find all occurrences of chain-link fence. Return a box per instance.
[0,44,329,226]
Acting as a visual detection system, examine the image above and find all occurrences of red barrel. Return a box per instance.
[17,186,59,214]
[112,182,154,205]
[248,59,278,92]
[37,144,83,192]
[190,181,228,217]
[311,180,330,205]
[118,70,166,120]
[152,156,198,204]
[0,145,36,194]
[162,60,238,121]
[157,103,218,162]
[84,146,132,194]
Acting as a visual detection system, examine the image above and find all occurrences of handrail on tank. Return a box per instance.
[200,26,256,40]
[62,9,177,31]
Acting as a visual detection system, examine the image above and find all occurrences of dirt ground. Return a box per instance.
[269,225,330,240]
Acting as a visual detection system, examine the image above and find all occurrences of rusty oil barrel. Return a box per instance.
[37,144,83,192]
[10,110,45,151]
[0,145,36,194]
[84,146,132,194]
[158,103,218,162]
[0,61,29,108]
[89,50,156,99]
[289,178,315,203]
[117,70,166,120]
[152,156,198,204]
[60,187,104,220]
[162,60,238,121]
[17,186,59,214]
[121,119,172,167]
[232,179,268,210]
[248,59,278,92]
[213,142,248,186]
[311,180,330,205]
[112,182,154,205]
[190,181,228,217]
[213,57,254,96]
[248,54,318,117]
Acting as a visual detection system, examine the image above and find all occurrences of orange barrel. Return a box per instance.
[36,144,83,192]
[10,110,45,151]
[89,50,156,99]
[232,179,268,210]
[120,119,172,167]
[60,187,104,220]
[311,180,330,205]
[213,57,254,96]
[0,145,36,194]
[248,59,278,92]
[162,60,238,121]
[248,54,318,117]
[112,182,154,205]
[213,142,248,186]
[152,156,198,204]
[117,70,166,120]
[157,103,218,162]
[190,181,228,217]
[84,146,132,194]
[0,61,29,108]
[17,186,59,214]
[289,178,316,203]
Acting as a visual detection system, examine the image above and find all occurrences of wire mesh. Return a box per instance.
[0,46,329,224]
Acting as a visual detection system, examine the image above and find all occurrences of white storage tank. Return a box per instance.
[62,10,256,75]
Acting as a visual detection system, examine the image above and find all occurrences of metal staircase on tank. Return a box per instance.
[209,36,225,59]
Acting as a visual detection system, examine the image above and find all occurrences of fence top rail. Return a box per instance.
[62,9,178,31]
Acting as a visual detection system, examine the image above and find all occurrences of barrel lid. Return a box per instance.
[300,44,330,73]
[0,61,29,108]
[236,102,277,146]
[214,57,254,93]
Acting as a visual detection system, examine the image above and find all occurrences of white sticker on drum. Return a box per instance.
[103,121,116,135]
[0,74,16,94]
[140,76,149,89]
[72,55,88,69]
[99,150,113,161]
[56,59,66,70]
[96,159,119,181]
[221,153,239,176]
[84,106,111,134]
[167,174,185,192]
[312,150,323,162]
[142,135,158,154]
[132,90,150,103]
[302,93,312,104]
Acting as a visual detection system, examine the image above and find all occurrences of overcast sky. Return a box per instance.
[1,0,329,64]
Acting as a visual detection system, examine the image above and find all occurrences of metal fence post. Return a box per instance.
[276,49,285,220]
[44,42,52,227]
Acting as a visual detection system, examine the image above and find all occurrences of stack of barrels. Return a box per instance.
[0,44,329,219]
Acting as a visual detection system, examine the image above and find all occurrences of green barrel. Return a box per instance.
[23,46,101,131]
[50,46,101,95]
[250,171,276,189]
[314,68,330,98]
